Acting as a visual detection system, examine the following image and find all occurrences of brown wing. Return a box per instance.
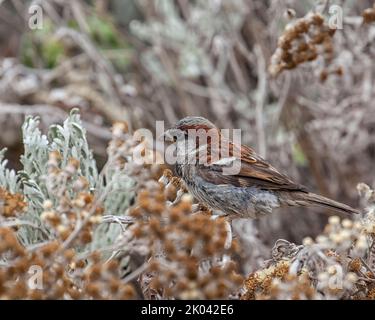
[197,142,307,192]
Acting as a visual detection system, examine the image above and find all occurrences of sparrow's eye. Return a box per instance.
[173,136,177,142]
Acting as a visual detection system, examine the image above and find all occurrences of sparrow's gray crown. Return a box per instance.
[173,116,216,130]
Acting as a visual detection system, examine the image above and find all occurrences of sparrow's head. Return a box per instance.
[174,116,216,131]
[163,116,216,142]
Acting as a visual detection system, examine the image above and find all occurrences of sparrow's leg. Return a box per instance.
[208,215,233,249]
[223,219,233,250]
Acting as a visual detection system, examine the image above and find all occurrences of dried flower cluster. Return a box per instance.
[243,260,316,300]
[0,112,140,299]
[0,112,145,299]
[40,152,103,245]
[126,170,243,299]
[0,227,135,299]
[0,188,26,217]
[269,12,338,81]
[363,4,375,24]
[243,183,375,300]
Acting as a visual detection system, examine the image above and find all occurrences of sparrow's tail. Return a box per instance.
[281,191,360,215]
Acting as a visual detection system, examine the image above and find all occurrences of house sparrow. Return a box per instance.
[163,116,360,219]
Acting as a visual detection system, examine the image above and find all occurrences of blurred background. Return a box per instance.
[0,0,374,265]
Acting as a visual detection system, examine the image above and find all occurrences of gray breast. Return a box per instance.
[175,164,280,219]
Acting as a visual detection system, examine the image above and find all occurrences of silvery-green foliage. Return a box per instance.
[0,149,21,193]
[90,174,134,252]
[2,118,49,245]
[91,154,136,253]
[3,109,135,250]
[19,116,50,218]
[18,110,98,223]
[89,223,122,254]
[48,109,98,188]
[103,167,135,215]
[21,115,49,185]
[19,109,98,204]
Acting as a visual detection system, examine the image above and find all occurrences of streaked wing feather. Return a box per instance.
[198,142,307,192]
